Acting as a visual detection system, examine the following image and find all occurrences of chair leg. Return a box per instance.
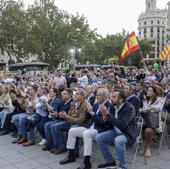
[165,129,170,149]
[158,130,166,155]
[131,143,139,169]
[141,139,147,165]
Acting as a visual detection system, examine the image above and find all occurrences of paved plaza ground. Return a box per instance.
[0,134,169,169]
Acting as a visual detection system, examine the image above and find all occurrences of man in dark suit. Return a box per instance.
[124,83,140,115]
[96,89,138,169]
[134,81,146,107]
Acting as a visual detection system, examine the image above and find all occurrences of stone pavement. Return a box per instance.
[0,134,169,169]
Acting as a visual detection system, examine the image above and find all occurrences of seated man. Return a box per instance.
[42,88,73,152]
[59,88,111,169]
[43,88,88,155]
[96,89,138,169]
[124,83,140,114]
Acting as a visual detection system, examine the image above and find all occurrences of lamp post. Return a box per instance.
[69,47,81,71]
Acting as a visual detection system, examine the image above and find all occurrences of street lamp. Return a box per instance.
[69,47,81,71]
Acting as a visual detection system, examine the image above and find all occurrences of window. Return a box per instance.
[144,28,147,33]
[150,40,155,45]
[144,21,147,25]
[157,20,160,24]
[157,27,160,32]
[151,20,153,24]
[151,27,153,32]
[149,53,155,58]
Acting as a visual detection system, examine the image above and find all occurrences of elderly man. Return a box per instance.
[60,88,111,169]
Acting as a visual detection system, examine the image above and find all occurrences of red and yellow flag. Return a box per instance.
[119,31,140,61]
[159,44,170,61]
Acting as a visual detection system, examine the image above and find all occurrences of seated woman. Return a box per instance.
[11,85,39,144]
[0,85,15,134]
[0,88,26,135]
[140,85,164,157]
[22,87,49,146]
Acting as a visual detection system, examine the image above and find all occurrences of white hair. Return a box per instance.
[97,88,109,98]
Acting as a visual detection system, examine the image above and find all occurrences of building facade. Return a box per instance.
[138,0,170,64]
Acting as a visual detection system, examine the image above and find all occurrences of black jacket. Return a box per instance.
[106,101,138,146]
[127,95,140,114]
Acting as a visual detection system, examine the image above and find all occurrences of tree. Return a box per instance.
[82,30,127,65]
[0,1,29,61]
[26,1,98,69]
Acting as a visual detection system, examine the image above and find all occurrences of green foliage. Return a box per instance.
[0,1,29,60]
[0,0,152,69]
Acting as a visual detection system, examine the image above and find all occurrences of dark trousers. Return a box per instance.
[36,116,49,138]
[3,112,17,132]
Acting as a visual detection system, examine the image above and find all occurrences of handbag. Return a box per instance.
[141,110,159,128]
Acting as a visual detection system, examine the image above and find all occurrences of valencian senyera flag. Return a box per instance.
[119,31,140,61]
[160,44,170,61]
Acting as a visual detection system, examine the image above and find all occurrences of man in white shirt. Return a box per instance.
[78,70,89,88]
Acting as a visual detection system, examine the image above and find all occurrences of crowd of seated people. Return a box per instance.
[0,67,170,169]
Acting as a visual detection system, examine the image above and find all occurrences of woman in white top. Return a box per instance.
[140,85,164,157]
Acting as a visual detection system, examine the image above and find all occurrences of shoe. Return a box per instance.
[42,144,52,151]
[54,149,67,155]
[138,150,145,155]
[23,140,35,146]
[50,148,57,153]
[97,161,117,169]
[11,132,17,138]
[145,148,151,157]
[59,156,76,165]
[77,163,92,169]
[17,138,28,144]
[39,139,47,146]
[11,135,22,144]
[0,130,9,135]
[12,138,20,144]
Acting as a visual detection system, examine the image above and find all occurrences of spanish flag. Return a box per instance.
[159,44,170,61]
[119,31,140,61]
